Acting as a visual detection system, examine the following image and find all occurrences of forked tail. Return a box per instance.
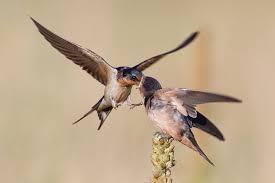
[97,107,113,130]
[181,130,214,166]
[72,97,103,125]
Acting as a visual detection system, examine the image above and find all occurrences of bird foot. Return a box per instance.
[154,132,173,142]
[129,102,143,109]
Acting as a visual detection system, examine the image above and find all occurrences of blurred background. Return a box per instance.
[1,0,275,182]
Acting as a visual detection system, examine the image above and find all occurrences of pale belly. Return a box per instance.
[104,82,132,105]
[111,86,131,103]
[148,104,185,137]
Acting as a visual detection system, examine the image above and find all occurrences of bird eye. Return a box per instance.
[131,75,137,80]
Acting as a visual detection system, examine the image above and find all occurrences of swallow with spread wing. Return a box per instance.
[138,76,241,165]
[31,17,199,130]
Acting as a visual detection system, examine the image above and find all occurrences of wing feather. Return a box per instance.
[158,88,241,105]
[155,88,241,118]
[133,32,199,71]
[31,17,114,85]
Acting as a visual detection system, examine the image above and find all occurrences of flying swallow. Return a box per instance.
[30,17,199,130]
[138,76,241,165]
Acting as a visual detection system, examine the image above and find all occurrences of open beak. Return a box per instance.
[136,76,144,89]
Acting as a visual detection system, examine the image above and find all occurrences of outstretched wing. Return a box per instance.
[133,32,199,71]
[154,88,240,140]
[161,88,242,104]
[31,17,115,85]
[155,88,241,118]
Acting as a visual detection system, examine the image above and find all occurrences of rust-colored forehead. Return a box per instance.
[117,77,139,86]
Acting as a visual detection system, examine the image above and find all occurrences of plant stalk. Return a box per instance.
[151,132,176,183]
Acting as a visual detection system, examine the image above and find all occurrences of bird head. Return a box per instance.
[117,67,144,86]
[138,76,162,98]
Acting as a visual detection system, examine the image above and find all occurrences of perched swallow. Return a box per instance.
[139,76,241,165]
[30,17,199,130]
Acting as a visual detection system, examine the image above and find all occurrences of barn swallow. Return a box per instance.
[138,76,241,165]
[30,17,199,130]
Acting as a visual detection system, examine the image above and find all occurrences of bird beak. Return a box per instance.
[136,76,144,89]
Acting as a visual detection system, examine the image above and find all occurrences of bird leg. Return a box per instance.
[129,102,143,109]
[126,95,143,109]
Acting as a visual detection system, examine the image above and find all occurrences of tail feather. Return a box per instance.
[181,130,214,166]
[97,107,113,130]
[191,112,225,141]
[72,97,103,125]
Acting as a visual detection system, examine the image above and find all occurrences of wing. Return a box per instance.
[191,112,224,141]
[132,31,199,71]
[31,17,115,85]
[155,88,241,118]
[158,88,241,104]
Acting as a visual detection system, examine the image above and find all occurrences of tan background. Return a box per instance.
[1,0,275,182]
